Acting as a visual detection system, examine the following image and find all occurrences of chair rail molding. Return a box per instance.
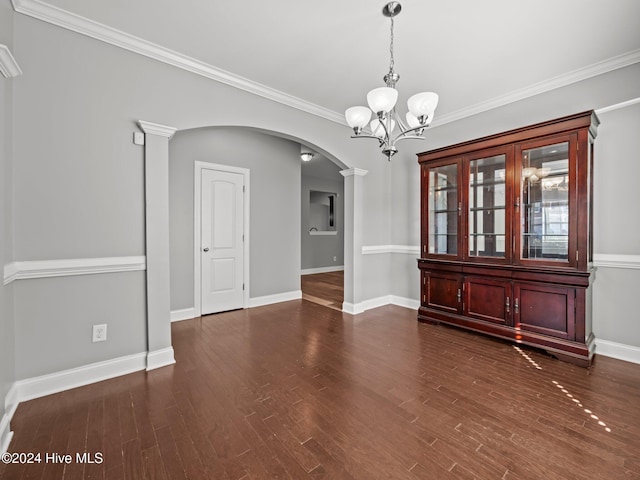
[593,253,640,270]
[3,256,146,285]
[0,44,22,78]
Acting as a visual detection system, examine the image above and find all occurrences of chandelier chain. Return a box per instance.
[389,16,395,74]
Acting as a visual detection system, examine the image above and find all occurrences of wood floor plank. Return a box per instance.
[5,302,640,480]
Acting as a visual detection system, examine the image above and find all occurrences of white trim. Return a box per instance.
[137,120,177,139]
[309,231,338,236]
[432,50,640,127]
[10,0,343,126]
[0,44,22,78]
[593,254,640,270]
[14,352,147,403]
[362,245,421,255]
[194,162,250,317]
[301,266,344,275]
[3,262,18,285]
[595,97,640,115]
[249,290,301,308]
[146,347,176,371]
[1,384,18,454]
[596,339,640,365]
[9,0,640,128]
[342,301,365,315]
[390,295,420,310]
[171,308,196,322]
[340,168,369,178]
[3,256,146,284]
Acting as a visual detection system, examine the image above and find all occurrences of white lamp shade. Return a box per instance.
[367,87,398,114]
[345,106,372,128]
[407,92,439,120]
[370,118,395,138]
[405,112,421,129]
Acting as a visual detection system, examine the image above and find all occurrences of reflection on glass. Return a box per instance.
[521,142,569,261]
[428,164,457,254]
[468,154,506,258]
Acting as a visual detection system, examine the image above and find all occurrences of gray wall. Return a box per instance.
[0,0,15,444]
[7,12,376,382]
[2,0,638,416]
[591,103,640,346]
[301,171,344,270]
[169,127,301,311]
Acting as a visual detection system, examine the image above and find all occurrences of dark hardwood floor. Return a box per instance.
[301,271,344,311]
[2,301,640,479]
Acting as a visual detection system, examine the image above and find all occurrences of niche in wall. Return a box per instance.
[309,190,337,234]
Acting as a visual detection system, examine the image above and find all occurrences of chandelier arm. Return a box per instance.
[350,134,386,141]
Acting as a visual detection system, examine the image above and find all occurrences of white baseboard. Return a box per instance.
[146,347,176,371]
[15,352,147,403]
[0,413,13,454]
[596,339,640,365]
[1,383,17,454]
[343,296,418,315]
[390,296,420,310]
[249,290,302,308]
[171,307,196,322]
[342,302,365,315]
[301,266,344,275]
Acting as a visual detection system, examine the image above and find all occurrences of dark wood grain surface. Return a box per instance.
[2,301,639,479]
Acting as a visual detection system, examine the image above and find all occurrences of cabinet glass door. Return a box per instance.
[468,154,506,258]
[428,163,458,255]
[520,141,569,262]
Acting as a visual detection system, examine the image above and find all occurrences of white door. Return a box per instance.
[201,168,245,314]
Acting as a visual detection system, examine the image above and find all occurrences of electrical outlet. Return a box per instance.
[92,324,107,342]
[333,256,337,262]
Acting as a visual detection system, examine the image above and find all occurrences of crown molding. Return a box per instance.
[431,49,640,128]
[0,44,22,78]
[595,97,640,115]
[137,120,177,138]
[10,0,345,126]
[11,0,639,128]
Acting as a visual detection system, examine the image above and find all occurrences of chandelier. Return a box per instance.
[345,2,438,160]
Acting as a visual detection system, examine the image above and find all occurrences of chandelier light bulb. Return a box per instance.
[345,106,372,130]
[367,87,398,115]
[406,112,421,129]
[407,92,439,123]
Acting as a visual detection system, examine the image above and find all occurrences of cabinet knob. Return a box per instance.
[457,288,462,303]
[203,247,209,252]
[514,298,519,314]
[506,297,510,313]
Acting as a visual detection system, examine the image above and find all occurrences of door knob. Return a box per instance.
[203,248,209,252]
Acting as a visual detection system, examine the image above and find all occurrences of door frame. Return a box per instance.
[194,161,250,317]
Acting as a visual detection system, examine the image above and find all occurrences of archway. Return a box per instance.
[138,121,367,370]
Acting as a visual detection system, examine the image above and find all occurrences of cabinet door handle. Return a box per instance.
[457,288,462,303]
[506,297,510,313]
[514,298,519,314]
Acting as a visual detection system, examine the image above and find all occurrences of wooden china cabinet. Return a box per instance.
[417,111,599,366]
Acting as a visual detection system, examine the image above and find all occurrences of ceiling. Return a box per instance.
[14,0,640,125]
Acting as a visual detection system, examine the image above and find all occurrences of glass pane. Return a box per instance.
[428,164,457,254]
[468,154,506,258]
[520,142,569,261]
